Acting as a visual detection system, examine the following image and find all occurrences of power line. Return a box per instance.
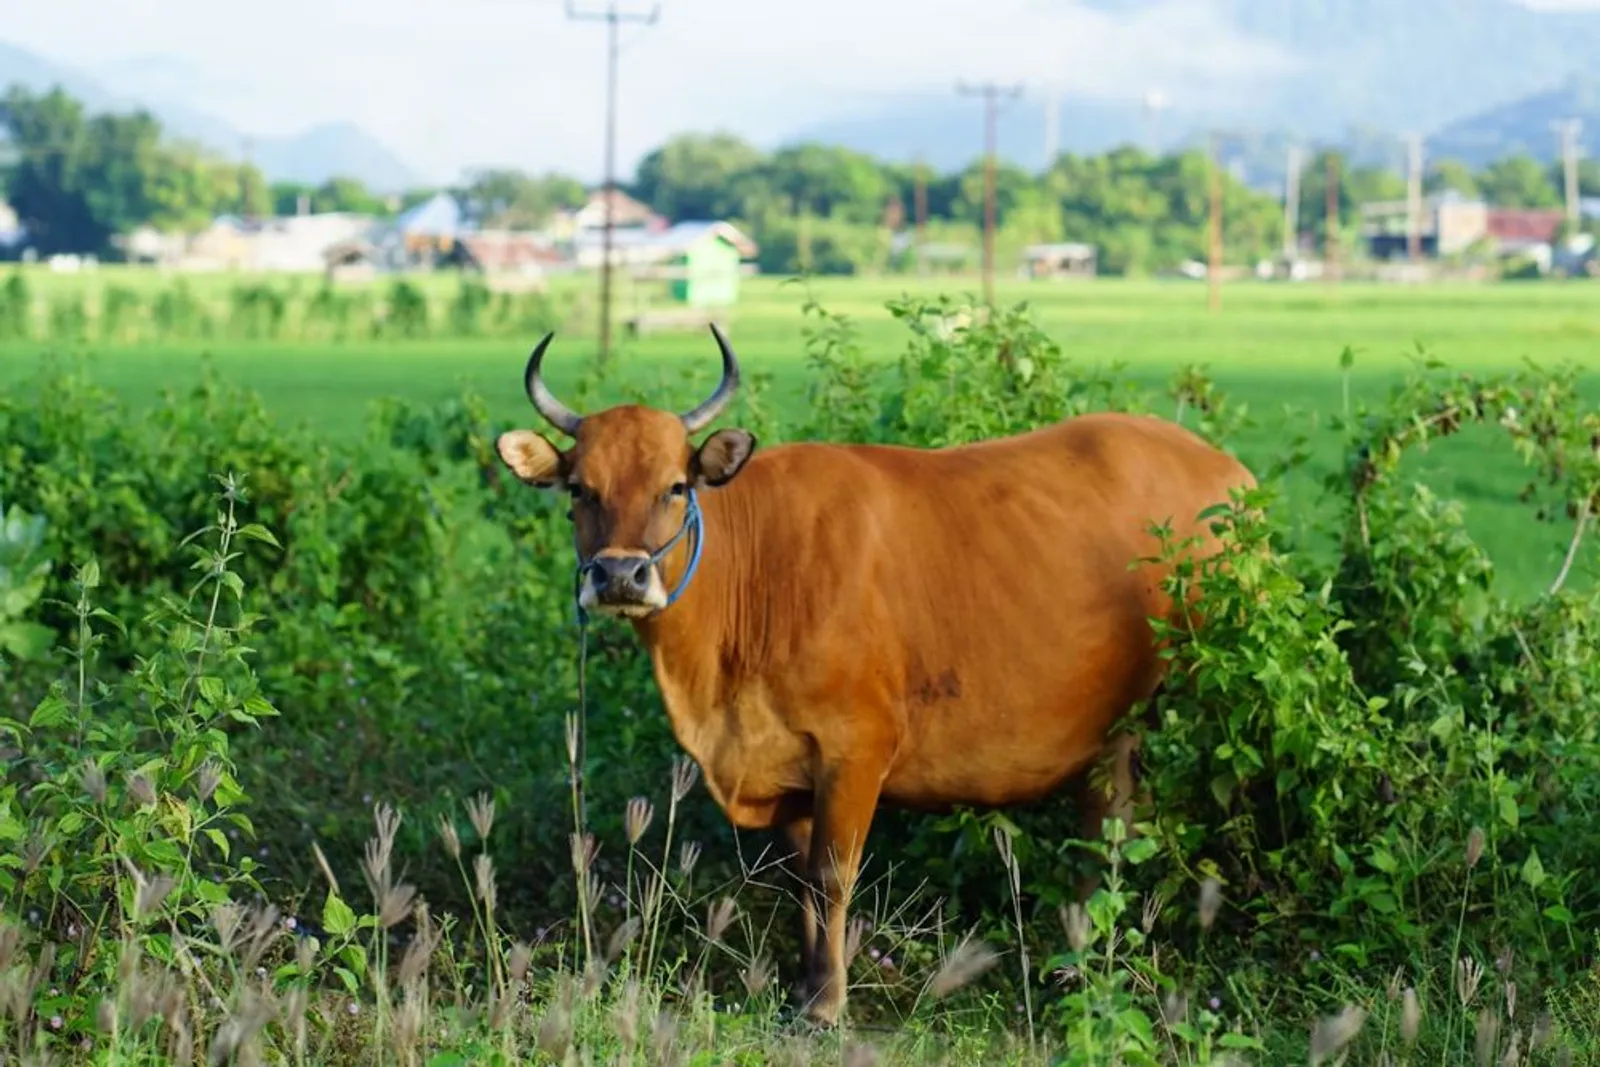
[955,79,1023,310]
[566,0,660,368]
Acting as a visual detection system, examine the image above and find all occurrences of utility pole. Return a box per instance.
[1325,151,1341,284]
[566,0,660,366]
[913,152,928,276]
[1208,132,1224,312]
[1283,144,1301,262]
[956,79,1024,308]
[1404,131,1424,263]
[1555,117,1583,229]
[1042,89,1059,169]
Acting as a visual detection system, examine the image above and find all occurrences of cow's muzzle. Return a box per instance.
[572,489,705,621]
[580,552,666,615]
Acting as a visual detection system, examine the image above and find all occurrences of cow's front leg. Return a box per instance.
[802,756,885,1027]
[773,800,822,1003]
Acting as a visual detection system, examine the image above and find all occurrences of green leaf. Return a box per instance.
[235,523,282,549]
[1121,837,1159,865]
[0,621,54,661]
[197,676,225,708]
[322,890,356,939]
[29,694,71,730]
[1497,792,1519,831]
[333,966,359,995]
[205,828,230,859]
[1521,849,1546,890]
[1543,905,1574,924]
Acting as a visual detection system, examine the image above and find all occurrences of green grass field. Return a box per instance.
[4,269,1597,598]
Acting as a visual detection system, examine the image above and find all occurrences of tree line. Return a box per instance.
[4,83,1598,275]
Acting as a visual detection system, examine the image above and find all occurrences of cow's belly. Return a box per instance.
[880,606,1162,811]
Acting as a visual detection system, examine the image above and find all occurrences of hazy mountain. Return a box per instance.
[797,0,1600,178]
[1429,76,1600,168]
[0,41,419,192]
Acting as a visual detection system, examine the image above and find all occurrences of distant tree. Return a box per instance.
[763,142,889,225]
[1477,155,1560,208]
[458,169,584,228]
[0,86,103,253]
[1425,157,1480,198]
[314,176,391,215]
[1296,149,1405,253]
[631,132,766,221]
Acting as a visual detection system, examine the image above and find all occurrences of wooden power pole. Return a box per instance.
[1325,151,1341,284]
[1208,132,1224,313]
[956,79,1023,308]
[1555,117,1584,229]
[1404,131,1424,263]
[913,153,929,275]
[566,0,660,366]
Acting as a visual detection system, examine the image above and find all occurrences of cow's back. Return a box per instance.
[710,411,1252,810]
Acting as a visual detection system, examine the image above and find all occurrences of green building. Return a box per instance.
[652,222,758,308]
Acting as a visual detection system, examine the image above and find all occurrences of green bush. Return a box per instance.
[0,293,1596,1064]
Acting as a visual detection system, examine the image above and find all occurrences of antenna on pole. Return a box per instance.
[566,0,661,367]
[956,79,1024,311]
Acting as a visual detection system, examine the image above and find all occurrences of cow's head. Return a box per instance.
[496,325,757,618]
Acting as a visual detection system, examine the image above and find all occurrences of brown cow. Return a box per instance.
[495,325,1256,1026]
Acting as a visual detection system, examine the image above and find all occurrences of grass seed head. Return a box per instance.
[1308,1004,1366,1066]
[1466,826,1486,869]
[436,814,461,860]
[625,796,655,846]
[741,955,774,999]
[1060,902,1092,954]
[127,771,157,808]
[1400,986,1421,1045]
[194,760,222,804]
[1473,1007,1500,1067]
[80,758,107,804]
[467,791,495,842]
[379,883,417,930]
[1198,876,1223,930]
[474,853,498,913]
[677,841,701,879]
[508,941,532,985]
[928,936,999,999]
[671,757,700,803]
[1458,956,1485,1007]
[607,917,642,964]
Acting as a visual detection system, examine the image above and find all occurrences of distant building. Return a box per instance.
[1360,191,1488,259]
[1020,242,1098,279]
[547,188,665,244]
[573,219,756,275]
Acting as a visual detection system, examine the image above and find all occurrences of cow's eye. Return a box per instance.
[666,481,688,499]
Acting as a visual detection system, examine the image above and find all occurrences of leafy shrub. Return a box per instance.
[0,292,1596,1063]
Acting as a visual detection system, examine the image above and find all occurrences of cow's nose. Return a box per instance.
[590,556,653,600]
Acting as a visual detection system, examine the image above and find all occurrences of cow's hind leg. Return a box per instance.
[802,755,885,1027]
[1073,728,1142,901]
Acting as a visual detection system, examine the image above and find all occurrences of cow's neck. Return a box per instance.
[629,485,751,743]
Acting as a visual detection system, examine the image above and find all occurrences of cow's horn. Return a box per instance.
[522,332,583,437]
[680,323,741,434]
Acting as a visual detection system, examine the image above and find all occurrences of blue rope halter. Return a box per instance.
[572,487,705,626]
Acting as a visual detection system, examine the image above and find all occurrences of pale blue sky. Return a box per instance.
[6,0,1597,184]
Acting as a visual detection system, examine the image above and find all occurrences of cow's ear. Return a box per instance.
[692,428,757,488]
[496,429,566,488]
